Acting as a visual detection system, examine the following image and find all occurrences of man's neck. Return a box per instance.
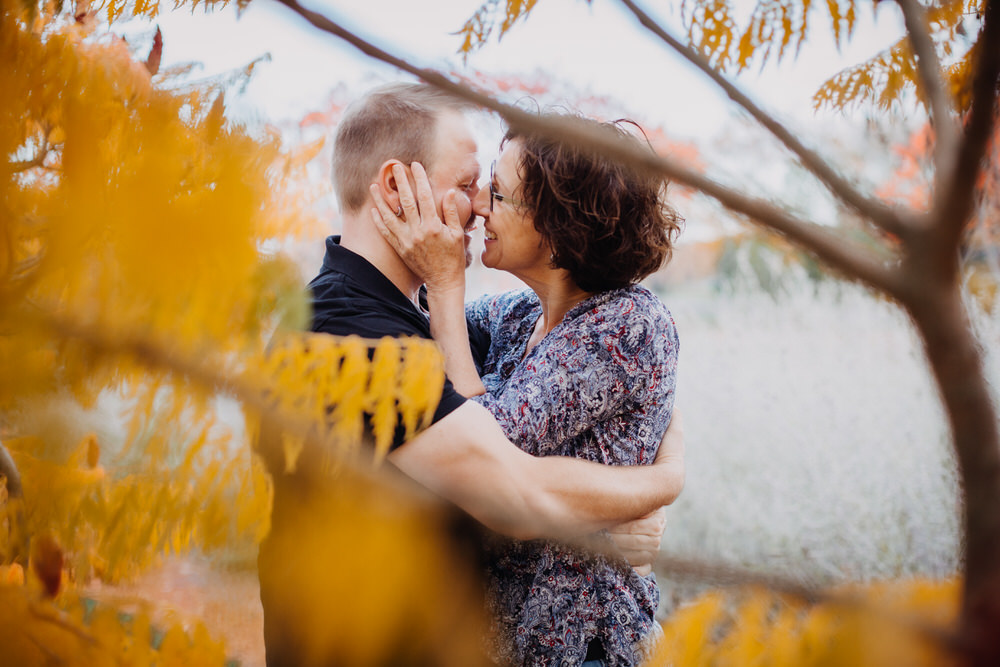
[340,215,423,304]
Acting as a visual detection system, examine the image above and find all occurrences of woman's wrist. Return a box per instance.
[425,278,466,300]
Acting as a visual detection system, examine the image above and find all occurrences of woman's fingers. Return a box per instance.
[369,184,408,251]
[411,162,439,226]
[441,189,463,232]
[392,163,421,225]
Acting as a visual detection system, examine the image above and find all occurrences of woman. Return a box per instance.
[372,114,681,666]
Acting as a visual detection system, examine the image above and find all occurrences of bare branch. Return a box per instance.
[0,442,23,498]
[9,128,56,174]
[9,146,50,173]
[938,5,1000,253]
[275,0,902,295]
[896,0,960,195]
[618,0,910,237]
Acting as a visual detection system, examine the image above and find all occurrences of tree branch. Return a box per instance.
[896,0,960,197]
[9,139,51,174]
[618,0,910,238]
[0,441,23,498]
[274,0,902,295]
[937,5,1000,253]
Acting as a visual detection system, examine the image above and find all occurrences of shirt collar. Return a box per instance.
[321,235,425,315]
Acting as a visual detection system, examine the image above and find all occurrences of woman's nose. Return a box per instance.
[472,186,491,218]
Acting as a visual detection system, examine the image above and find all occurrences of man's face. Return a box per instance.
[423,110,481,268]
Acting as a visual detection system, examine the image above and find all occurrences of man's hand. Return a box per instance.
[610,409,685,575]
[608,507,667,576]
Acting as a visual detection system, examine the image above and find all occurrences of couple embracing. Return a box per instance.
[259,83,684,667]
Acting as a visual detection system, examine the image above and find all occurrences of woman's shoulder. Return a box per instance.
[562,285,678,364]
[577,285,675,330]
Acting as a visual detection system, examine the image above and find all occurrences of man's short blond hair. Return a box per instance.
[332,83,470,214]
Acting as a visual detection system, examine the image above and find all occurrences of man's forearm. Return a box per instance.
[391,402,683,541]
[515,454,681,539]
[521,410,686,538]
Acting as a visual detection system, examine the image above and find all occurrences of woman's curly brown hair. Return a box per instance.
[505,115,683,293]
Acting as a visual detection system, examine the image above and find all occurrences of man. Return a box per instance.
[259,83,684,666]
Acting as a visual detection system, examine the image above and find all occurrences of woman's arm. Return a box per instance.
[425,285,486,397]
[368,164,485,396]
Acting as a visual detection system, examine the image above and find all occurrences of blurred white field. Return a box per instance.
[653,279,987,611]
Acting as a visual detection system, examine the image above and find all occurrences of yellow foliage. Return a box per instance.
[98,0,247,23]
[259,471,490,667]
[814,0,980,112]
[247,332,445,470]
[1,428,273,582]
[457,0,981,113]
[647,579,962,666]
[0,584,230,666]
[0,0,443,587]
[456,0,542,58]
[682,0,740,69]
[0,2,461,665]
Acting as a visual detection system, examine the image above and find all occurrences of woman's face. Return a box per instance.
[473,140,550,276]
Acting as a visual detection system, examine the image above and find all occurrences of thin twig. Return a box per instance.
[937,5,1000,253]
[9,138,51,174]
[618,0,910,237]
[0,442,23,498]
[896,0,960,197]
[29,601,99,646]
[274,0,902,295]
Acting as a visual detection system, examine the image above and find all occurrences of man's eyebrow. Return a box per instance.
[457,166,480,183]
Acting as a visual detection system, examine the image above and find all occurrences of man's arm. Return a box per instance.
[389,401,682,540]
[608,409,685,574]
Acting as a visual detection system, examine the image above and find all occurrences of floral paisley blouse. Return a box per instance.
[466,285,679,667]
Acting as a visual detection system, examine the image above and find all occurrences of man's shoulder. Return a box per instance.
[308,241,431,341]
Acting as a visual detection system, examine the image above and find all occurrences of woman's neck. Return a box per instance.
[519,269,592,338]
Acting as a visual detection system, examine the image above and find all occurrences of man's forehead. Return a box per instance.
[434,111,477,152]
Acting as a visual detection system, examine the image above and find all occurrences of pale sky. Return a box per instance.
[114,0,920,261]
[126,0,908,139]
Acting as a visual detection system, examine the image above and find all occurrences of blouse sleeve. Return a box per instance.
[475,294,678,451]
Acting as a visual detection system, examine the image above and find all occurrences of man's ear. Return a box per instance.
[375,159,405,213]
